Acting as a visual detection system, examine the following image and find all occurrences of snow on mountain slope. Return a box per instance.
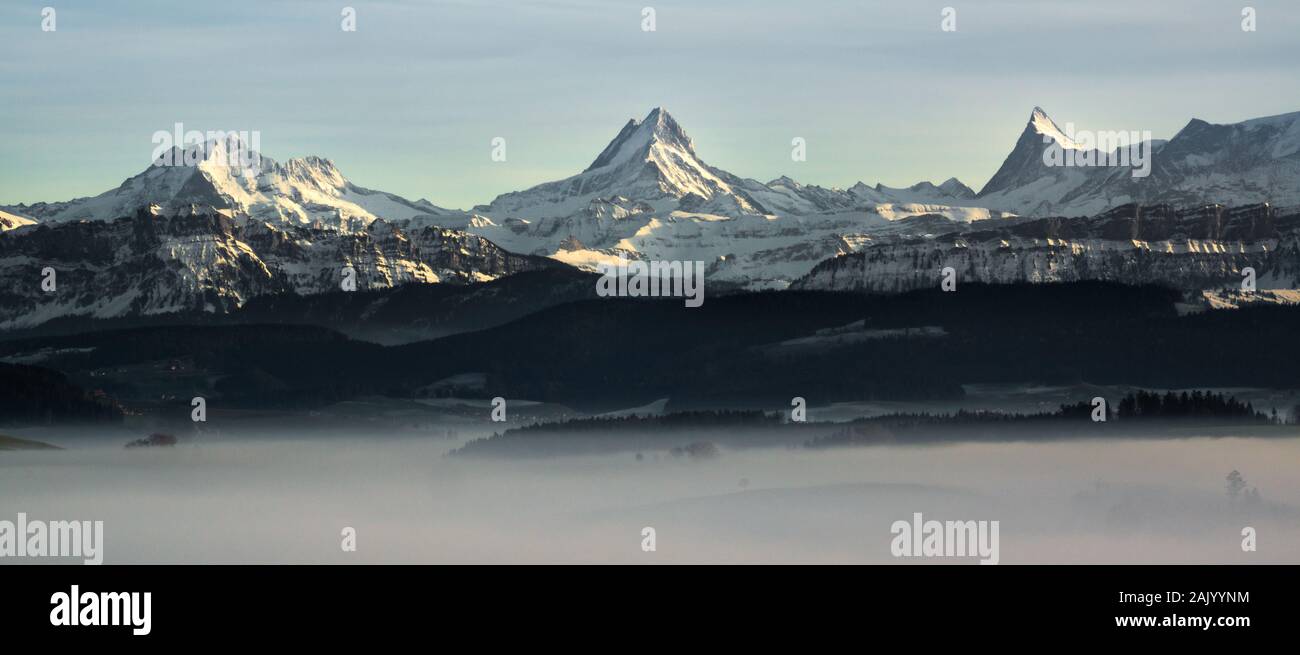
[975,107,1116,217]
[478,107,771,221]
[1097,110,1300,210]
[875,178,977,204]
[743,177,858,215]
[4,135,455,231]
[978,107,1300,217]
[865,203,999,222]
[744,176,978,217]
[452,107,992,288]
[0,210,36,231]
[1028,106,1085,151]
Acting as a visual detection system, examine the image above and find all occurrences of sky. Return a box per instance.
[2,0,1300,210]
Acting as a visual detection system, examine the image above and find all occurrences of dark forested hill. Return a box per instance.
[2,282,1299,412]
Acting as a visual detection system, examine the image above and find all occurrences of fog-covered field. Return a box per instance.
[2,423,1298,564]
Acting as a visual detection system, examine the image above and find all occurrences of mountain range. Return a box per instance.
[3,105,1300,329]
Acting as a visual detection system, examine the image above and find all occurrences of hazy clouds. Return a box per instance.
[2,429,1296,564]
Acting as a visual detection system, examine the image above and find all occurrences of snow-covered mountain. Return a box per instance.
[975,107,1119,217]
[479,107,772,220]
[442,107,994,288]
[1098,110,1300,211]
[4,134,455,231]
[976,107,1300,217]
[0,205,557,329]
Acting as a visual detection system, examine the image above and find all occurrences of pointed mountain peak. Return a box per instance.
[643,106,689,143]
[584,106,694,172]
[637,106,690,144]
[1026,106,1081,150]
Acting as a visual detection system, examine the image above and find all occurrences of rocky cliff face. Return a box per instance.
[0,206,558,329]
[792,204,1300,294]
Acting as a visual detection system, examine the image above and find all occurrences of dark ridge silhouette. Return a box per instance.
[0,362,124,425]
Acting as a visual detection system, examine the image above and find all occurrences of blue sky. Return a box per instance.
[3,0,1299,209]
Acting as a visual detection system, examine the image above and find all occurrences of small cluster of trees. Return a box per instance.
[1115,390,1263,420]
[848,390,1275,425]
[1226,470,1263,506]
